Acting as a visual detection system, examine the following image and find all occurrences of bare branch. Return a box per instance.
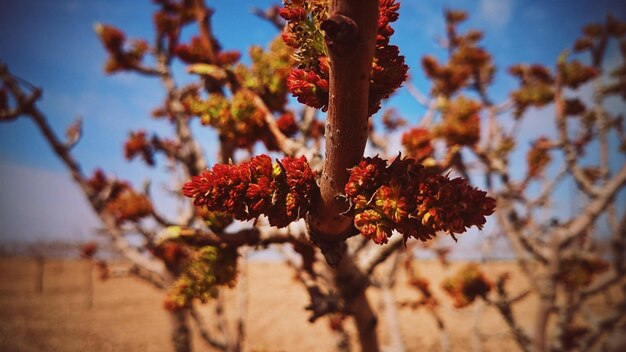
[189,304,227,351]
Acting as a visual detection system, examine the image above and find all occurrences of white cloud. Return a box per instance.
[480,0,514,29]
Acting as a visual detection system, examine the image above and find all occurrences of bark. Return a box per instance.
[170,309,192,352]
[165,269,193,352]
[307,0,379,242]
[335,249,380,352]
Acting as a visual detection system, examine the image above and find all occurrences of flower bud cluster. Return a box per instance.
[95,24,149,74]
[526,137,552,178]
[87,169,153,224]
[558,59,598,89]
[380,108,406,132]
[369,0,409,115]
[557,255,609,289]
[344,156,496,244]
[442,263,492,308]
[124,130,180,166]
[164,246,238,311]
[421,10,494,98]
[176,36,241,66]
[184,91,268,150]
[235,38,294,112]
[280,0,407,116]
[508,64,555,118]
[401,128,434,162]
[183,154,317,228]
[437,96,482,147]
[124,130,155,166]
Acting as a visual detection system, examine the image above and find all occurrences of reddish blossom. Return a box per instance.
[287,69,329,111]
[564,98,587,116]
[87,169,109,193]
[81,242,98,259]
[105,187,153,224]
[95,24,125,53]
[217,50,241,66]
[422,55,471,97]
[381,109,406,131]
[559,59,598,89]
[442,263,492,308]
[345,155,495,244]
[176,36,212,64]
[437,96,482,146]
[276,112,299,137]
[124,130,155,166]
[557,255,609,289]
[280,0,406,116]
[526,137,552,178]
[402,128,434,161]
[183,154,317,227]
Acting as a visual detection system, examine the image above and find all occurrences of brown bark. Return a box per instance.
[307,0,379,242]
[335,249,379,352]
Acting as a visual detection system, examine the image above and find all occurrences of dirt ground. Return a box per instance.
[0,256,623,351]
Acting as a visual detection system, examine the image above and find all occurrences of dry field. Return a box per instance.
[0,256,623,351]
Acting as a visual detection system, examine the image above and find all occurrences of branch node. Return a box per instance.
[321,14,358,54]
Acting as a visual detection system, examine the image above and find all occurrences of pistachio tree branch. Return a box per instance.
[307,0,379,242]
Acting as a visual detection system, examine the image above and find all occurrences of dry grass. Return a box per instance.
[0,257,623,351]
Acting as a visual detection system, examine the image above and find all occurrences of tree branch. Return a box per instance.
[307,0,379,242]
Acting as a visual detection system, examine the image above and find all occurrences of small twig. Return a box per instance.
[189,304,227,351]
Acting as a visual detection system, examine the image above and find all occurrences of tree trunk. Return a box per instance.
[170,309,192,352]
[335,250,380,352]
[165,269,192,352]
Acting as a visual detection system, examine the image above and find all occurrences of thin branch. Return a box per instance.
[359,234,405,276]
[559,164,626,249]
[406,83,431,107]
[189,305,227,351]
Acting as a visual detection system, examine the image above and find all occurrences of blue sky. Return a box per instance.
[0,0,625,246]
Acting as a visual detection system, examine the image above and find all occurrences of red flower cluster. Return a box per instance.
[183,154,317,228]
[381,108,406,132]
[86,169,109,194]
[558,59,598,89]
[105,187,154,224]
[526,137,552,178]
[437,96,482,146]
[95,24,149,74]
[80,242,98,259]
[557,255,609,289]
[86,169,153,224]
[422,55,471,97]
[369,0,409,115]
[442,263,492,308]
[286,65,330,110]
[175,37,208,64]
[401,127,434,162]
[422,10,494,98]
[276,112,299,137]
[564,98,587,116]
[175,36,241,66]
[124,130,155,166]
[280,1,329,110]
[508,64,555,118]
[280,0,407,116]
[344,156,496,244]
[152,242,190,268]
